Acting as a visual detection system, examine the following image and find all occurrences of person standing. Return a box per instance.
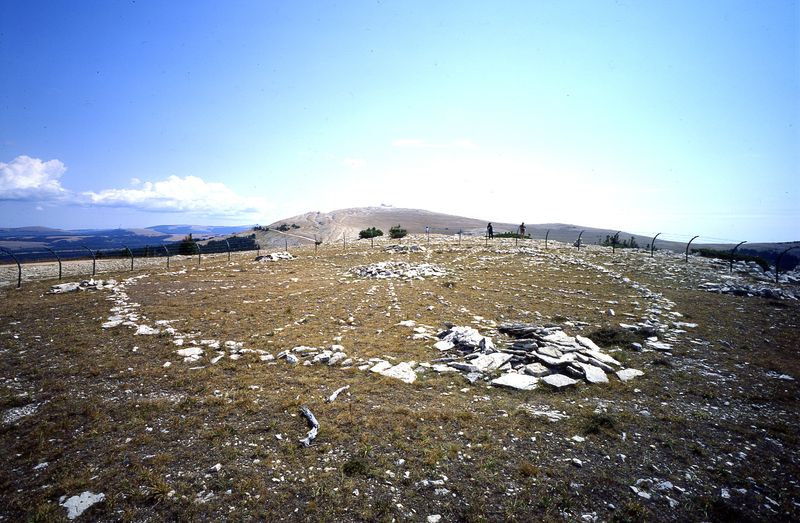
[487,223,493,239]
[519,222,526,238]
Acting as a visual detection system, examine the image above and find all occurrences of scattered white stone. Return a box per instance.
[3,403,39,424]
[176,347,204,363]
[255,252,294,262]
[134,324,159,336]
[59,491,105,520]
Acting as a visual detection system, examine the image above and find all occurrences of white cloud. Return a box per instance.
[83,175,267,217]
[0,155,68,200]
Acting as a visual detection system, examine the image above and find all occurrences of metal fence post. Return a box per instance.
[163,245,170,269]
[650,233,662,257]
[225,239,231,262]
[82,245,96,276]
[0,248,21,288]
[685,235,699,262]
[195,242,201,265]
[122,245,133,271]
[729,241,746,274]
[776,247,800,283]
[45,247,62,280]
[545,230,550,249]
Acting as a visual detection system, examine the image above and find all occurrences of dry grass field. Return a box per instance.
[1,235,798,522]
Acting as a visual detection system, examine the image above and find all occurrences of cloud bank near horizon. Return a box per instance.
[0,156,266,218]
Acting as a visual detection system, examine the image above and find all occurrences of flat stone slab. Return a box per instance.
[616,368,645,382]
[369,361,393,373]
[491,373,539,390]
[470,352,512,372]
[542,374,578,389]
[576,362,609,383]
[380,361,417,384]
[523,362,552,377]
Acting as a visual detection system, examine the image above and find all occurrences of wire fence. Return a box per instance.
[2,227,797,288]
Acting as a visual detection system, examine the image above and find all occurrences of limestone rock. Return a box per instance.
[616,368,644,382]
[491,373,539,390]
[542,374,578,389]
[575,362,608,384]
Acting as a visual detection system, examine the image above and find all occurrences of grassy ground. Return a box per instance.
[1,237,798,522]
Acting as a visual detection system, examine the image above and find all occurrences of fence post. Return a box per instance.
[650,233,662,257]
[163,245,171,269]
[458,230,462,246]
[314,236,318,255]
[195,242,201,265]
[45,247,62,280]
[82,245,96,276]
[612,231,620,254]
[0,248,21,288]
[775,247,800,283]
[729,241,747,274]
[545,230,550,249]
[576,231,584,250]
[343,234,346,251]
[685,235,699,262]
[285,238,288,252]
[120,245,133,271]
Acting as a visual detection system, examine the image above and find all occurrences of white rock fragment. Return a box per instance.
[135,325,159,335]
[176,347,204,363]
[380,362,418,384]
[542,374,578,389]
[3,403,39,424]
[491,373,539,390]
[616,369,644,382]
[59,491,105,520]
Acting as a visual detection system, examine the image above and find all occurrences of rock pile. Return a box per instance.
[349,261,446,279]
[255,252,294,262]
[274,344,423,383]
[699,281,797,300]
[277,344,353,368]
[426,323,642,390]
[49,279,117,294]
[384,244,426,253]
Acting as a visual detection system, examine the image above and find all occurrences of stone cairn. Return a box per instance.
[423,323,643,390]
[349,261,446,280]
[255,252,294,262]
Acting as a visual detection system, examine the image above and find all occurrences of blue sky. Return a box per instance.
[1,1,797,242]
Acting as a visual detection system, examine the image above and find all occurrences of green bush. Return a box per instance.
[178,234,199,255]
[389,225,407,239]
[359,227,384,239]
[601,233,638,249]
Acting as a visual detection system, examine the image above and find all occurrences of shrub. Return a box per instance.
[495,232,529,239]
[389,225,407,239]
[359,227,384,239]
[178,234,199,255]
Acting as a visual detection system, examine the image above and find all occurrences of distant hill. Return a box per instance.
[0,224,250,259]
[249,206,799,269]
